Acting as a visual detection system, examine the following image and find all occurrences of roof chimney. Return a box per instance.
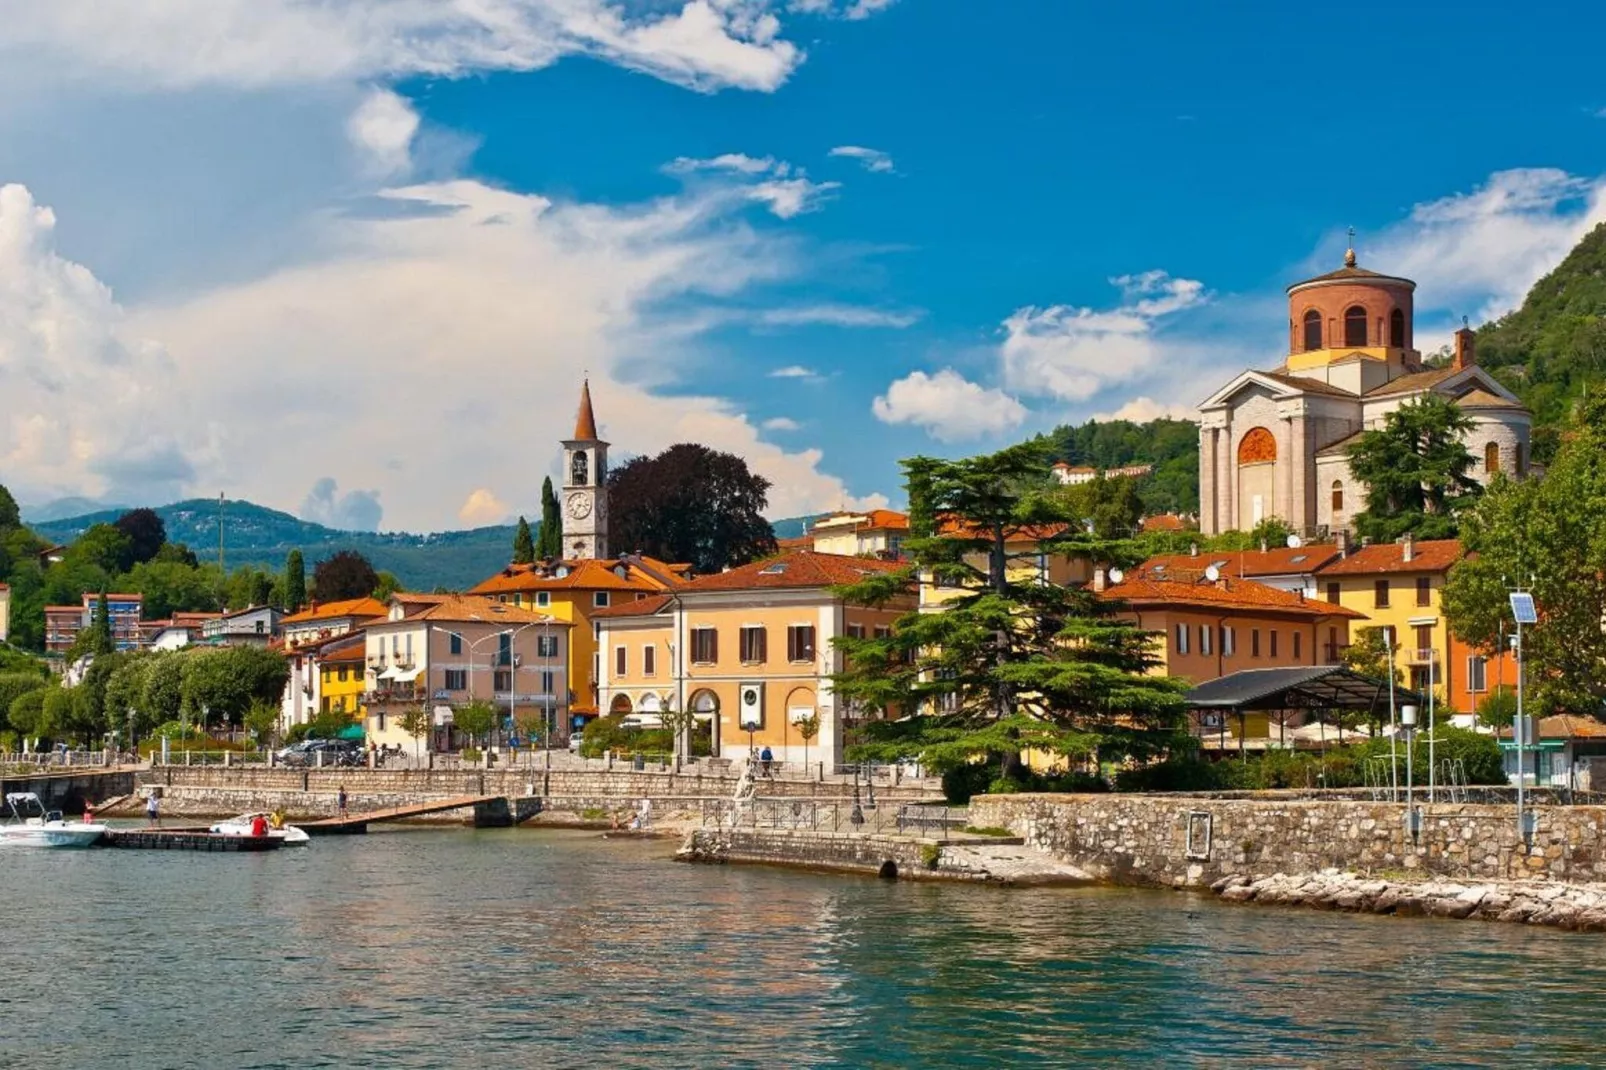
[1453,321,1476,370]
[1402,532,1414,564]
[1335,528,1350,558]
[1092,566,1108,593]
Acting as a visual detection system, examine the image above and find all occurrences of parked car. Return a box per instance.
[281,739,364,768]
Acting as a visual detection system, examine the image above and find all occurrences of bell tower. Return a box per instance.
[561,379,609,560]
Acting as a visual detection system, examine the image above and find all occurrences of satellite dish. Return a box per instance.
[1108,568,1124,584]
[1205,564,1221,582]
[1286,534,1303,548]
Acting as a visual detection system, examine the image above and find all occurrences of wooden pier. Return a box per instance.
[299,795,506,835]
[102,830,284,852]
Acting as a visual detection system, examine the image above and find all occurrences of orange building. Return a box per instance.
[593,550,914,769]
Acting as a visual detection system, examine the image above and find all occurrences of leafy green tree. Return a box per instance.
[312,550,379,602]
[373,570,403,601]
[794,712,821,773]
[113,508,167,565]
[72,523,136,575]
[91,587,114,656]
[399,706,431,761]
[831,442,1187,784]
[1347,394,1480,541]
[123,559,222,618]
[141,653,186,729]
[1061,475,1143,539]
[284,549,307,613]
[0,673,48,735]
[608,443,777,573]
[1477,685,1518,729]
[103,655,153,741]
[537,477,563,559]
[243,699,281,746]
[180,646,290,727]
[512,516,536,564]
[9,688,49,740]
[1443,394,1606,714]
[453,700,496,750]
[153,541,200,567]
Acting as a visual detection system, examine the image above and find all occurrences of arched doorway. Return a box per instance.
[785,686,819,772]
[689,689,720,757]
[1236,427,1277,530]
[609,693,633,716]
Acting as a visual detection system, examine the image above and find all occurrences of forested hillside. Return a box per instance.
[1026,417,1200,516]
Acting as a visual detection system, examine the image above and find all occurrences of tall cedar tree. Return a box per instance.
[830,442,1186,781]
[537,476,562,559]
[1443,393,1606,714]
[92,586,114,655]
[0,482,19,529]
[607,443,776,573]
[284,549,307,612]
[113,508,167,565]
[1346,394,1481,541]
[312,550,380,602]
[512,516,536,564]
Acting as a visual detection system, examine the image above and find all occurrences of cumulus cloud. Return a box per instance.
[301,477,384,531]
[1369,167,1606,324]
[458,488,510,527]
[347,87,420,176]
[1091,397,1198,423]
[872,369,1026,441]
[122,178,882,526]
[0,0,840,95]
[762,416,801,431]
[769,365,821,379]
[757,304,919,328]
[0,183,207,505]
[828,145,894,173]
[1000,270,1207,403]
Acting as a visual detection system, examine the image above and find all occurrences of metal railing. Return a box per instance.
[701,797,966,839]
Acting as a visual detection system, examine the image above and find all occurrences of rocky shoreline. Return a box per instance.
[1212,870,1606,931]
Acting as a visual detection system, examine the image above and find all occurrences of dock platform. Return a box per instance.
[299,795,503,835]
[102,830,284,852]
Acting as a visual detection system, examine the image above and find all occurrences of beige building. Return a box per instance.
[1197,248,1531,536]
[362,595,571,753]
[594,550,913,769]
[808,509,909,558]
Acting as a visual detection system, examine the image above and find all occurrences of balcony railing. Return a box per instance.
[363,687,420,704]
[1406,648,1438,665]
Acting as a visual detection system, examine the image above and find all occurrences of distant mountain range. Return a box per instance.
[28,498,824,591]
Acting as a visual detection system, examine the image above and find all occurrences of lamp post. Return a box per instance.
[441,623,544,756]
[1401,703,1420,836]
[1385,626,1399,802]
[1508,588,1538,842]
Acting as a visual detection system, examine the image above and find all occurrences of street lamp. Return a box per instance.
[1401,704,1419,835]
[440,622,546,757]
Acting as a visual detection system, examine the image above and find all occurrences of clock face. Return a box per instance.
[566,492,592,520]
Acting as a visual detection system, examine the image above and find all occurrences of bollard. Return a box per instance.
[185,750,192,766]
[224,751,232,768]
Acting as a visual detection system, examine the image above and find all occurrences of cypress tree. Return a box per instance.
[92,586,114,656]
[537,477,563,559]
[284,549,307,612]
[512,516,536,564]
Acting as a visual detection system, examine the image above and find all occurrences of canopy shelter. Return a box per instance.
[1183,666,1424,758]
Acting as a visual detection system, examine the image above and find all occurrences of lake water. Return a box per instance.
[1,827,1601,1068]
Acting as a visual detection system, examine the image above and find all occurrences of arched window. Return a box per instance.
[1331,481,1344,513]
[1237,426,1277,464]
[1302,309,1323,351]
[1389,308,1406,348]
[1485,442,1500,474]
[570,450,589,486]
[1344,305,1368,347]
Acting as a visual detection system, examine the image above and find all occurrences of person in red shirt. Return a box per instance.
[250,814,269,837]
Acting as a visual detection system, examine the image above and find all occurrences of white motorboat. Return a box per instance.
[208,812,311,846]
[0,792,107,848]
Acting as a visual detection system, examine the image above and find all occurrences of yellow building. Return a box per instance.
[594,549,914,769]
[1314,535,1464,705]
[316,632,367,720]
[808,509,909,558]
[919,522,1094,612]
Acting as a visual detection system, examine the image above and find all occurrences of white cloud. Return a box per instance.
[745,176,840,218]
[347,88,420,176]
[872,369,1026,441]
[828,145,894,173]
[665,153,777,175]
[0,183,209,506]
[757,304,919,328]
[1091,397,1198,423]
[769,365,820,379]
[302,477,384,531]
[110,178,880,526]
[1000,270,1207,403]
[0,0,834,95]
[1370,167,1606,324]
[458,488,510,527]
[791,0,900,20]
[762,416,801,431]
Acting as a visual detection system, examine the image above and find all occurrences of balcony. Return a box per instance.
[1406,648,1438,666]
[363,686,421,705]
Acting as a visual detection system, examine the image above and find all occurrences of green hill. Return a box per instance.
[1477,220,1606,460]
[1026,416,1200,516]
[31,500,518,591]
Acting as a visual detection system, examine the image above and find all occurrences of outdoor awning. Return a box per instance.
[393,667,421,683]
[1184,666,1424,714]
[376,666,399,680]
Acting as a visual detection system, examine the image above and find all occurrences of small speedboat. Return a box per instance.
[208,812,311,846]
[0,792,107,848]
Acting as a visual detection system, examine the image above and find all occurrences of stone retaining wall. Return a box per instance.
[970,793,1606,887]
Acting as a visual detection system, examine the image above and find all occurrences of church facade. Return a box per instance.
[1197,249,1532,536]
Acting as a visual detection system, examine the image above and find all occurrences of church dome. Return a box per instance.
[1286,249,1416,356]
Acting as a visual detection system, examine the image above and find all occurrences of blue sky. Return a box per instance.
[1,1,1604,531]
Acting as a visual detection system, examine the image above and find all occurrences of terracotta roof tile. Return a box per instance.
[1104,574,1366,619]
[282,596,388,624]
[1454,388,1527,410]
[1315,539,1462,576]
[677,550,907,594]
[1139,514,1189,533]
[1140,545,1341,580]
[468,556,683,596]
[592,593,675,620]
[1499,715,1606,741]
[369,594,569,627]
[1316,429,1366,456]
[1257,371,1359,398]
[1362,367,1460,397]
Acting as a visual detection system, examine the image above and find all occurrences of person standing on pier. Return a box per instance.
[145,792,160,827]
[337,785,348,819]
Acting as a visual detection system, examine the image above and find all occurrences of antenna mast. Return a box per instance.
[218,493,226,576]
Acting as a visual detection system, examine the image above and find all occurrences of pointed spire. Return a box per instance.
[573,378,598,441]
